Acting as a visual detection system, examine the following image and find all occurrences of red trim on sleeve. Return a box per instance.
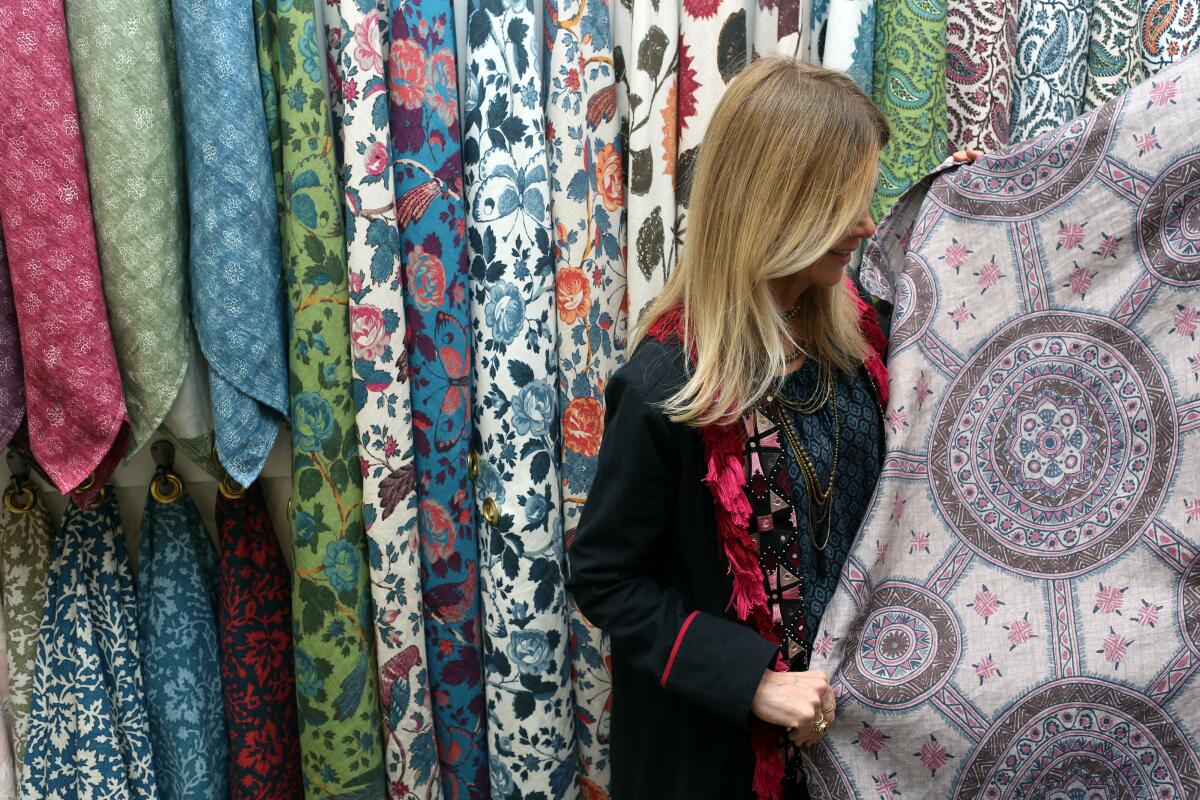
[660,611,701,688]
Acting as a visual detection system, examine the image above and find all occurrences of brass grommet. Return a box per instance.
[481,497,500,526]
[150,472,184,504]
[3,486,34,515]
[76,473,97,494]
[467,451,479,482]
[219,474,246,500]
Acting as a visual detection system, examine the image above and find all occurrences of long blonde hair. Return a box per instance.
[633,57,889,427]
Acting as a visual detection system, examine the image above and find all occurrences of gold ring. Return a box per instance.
[3,486,34,515]
[150,472,184,504]
[76,473,96,493]
[812,718,828,738]
[219,474,245,500]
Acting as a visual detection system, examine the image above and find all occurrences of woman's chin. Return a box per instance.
[809,257,849,287]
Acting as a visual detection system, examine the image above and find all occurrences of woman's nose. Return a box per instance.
[852,211,876,240]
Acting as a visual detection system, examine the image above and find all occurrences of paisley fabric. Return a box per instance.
[387,0,489,795]
[464,0,577,792]
[1011,0,1092,143]
[819,0,874,93]
[1141,0,1200,73]
[810,58,1200,799]
[870,0,949,221]
[1085,0,1145,109]
[0,486,50,783]
[263,0,388,793]
[324,2,442,795]
[22,496,157,798]
[171,0,290,487]
[0,233,24,452]
[544,0,626,791]
[63,0,193,453]
[138,485,228,800]
[944,0,1017,151]
[216,482,303,800]
[0,0,131,499]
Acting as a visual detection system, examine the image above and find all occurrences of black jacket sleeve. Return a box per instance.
[567,363,778,729]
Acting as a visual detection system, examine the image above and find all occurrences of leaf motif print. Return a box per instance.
[1085,0,1145,109]
[945,0,1017,150]
[1011,0,1091,142]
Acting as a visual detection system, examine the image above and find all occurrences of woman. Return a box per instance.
[568,58,978,799]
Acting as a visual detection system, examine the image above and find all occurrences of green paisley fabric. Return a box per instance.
[1084,0,1145,109]
[260,0,387,795]
[871,0,949,221]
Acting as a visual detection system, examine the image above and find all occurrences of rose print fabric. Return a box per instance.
[323,2,443,796]
[216,482,303,800]
[544,0,626,792]
[0,233,24,453]
[0,0,131,499]
[171,0,290,487]
[22,496,157,798]
[0,485,49,785]
[387,0,490,796]
[63,0,194,453]
[261,0,388,793]
[1085,0,1144,109]
[945,0,1017,151]
[138,483,228,800]
[464,0,578,792]
[1141,0,1200,73]
[818,0,873,92]
[1010,0,1092,143]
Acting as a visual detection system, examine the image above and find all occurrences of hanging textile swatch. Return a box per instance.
[0,0,130,499]
[0,478,50,783]
[464,0,578,793]
[216,481,303,800]
[1141,0,1200,73]
[0,611,15,800]
[1085,0,1144,109]
[171,0,290,488]
[22,495,157,796]
[870,0,949,220]
[820,0,873,92]
[264,0,388,793]
[325,2,442,795]
[809,58,1200,799]
[63,0,193,453]
[944,0,1016,151]
[1010,0,1092,143]
[624,0,680,318]
[544,0,626,792]
[138,471,228,800]
[387,0,490,795]
[0,232,23,452]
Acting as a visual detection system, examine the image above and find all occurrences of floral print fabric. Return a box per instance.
[818,0,874,92]
[0,233,23,453]
[1010,0,1092,142]
[387,0,490,795]
[138,485,228,800]
[0,612,15,800]
[1141,0,1200,73]
[945,0,1017,151]
[1085,0,1145,109]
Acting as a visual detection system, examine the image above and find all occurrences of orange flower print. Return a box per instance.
[661,77,678,179]
[556,267,591,325]
[563,397,604,457]
[595,143,624,212]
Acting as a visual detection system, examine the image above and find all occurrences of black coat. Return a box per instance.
[568,337,779,799]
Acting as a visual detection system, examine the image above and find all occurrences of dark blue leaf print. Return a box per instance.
[509,360,535,387]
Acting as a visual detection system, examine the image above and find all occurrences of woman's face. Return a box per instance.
[806,207,877,289]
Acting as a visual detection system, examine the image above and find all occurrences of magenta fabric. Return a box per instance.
[0,230,25,452]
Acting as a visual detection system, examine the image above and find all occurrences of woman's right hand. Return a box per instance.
[750,669,836,746]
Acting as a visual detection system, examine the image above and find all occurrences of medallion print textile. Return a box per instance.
[1010,0,1092,143]
[544,0,626,790]
[944,0,1017,152]
[262,0,388,794]
[387,0,490,796]
[464,0,578,792]
[0,0,130,500]
[138,484,228,800]
[1142,0,1200,73]
[1084,0,1145,110]
[171,0,290,488]
[216,482,303,800]
[22,496,157,798]
[325,3,442,796]
[0,233,23,452]
[807,56,1200,799]
[870,0,949,222]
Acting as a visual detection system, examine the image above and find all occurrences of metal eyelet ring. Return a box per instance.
[467,452,480,482]
[76,473,97,494]
[481,497,500,526]
[3,486,34,515]
[150,472,184,504]
[219,474,246,500]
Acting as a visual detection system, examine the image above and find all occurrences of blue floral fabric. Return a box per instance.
[22,495,158,798]
[138,485,228,800]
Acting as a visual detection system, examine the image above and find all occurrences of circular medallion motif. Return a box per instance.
[930,313,1176,577]
[955,680,1200,799]
[1138,154,1200,285]
[842,584,958,708]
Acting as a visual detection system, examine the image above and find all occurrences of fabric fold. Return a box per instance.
[0,231,24,453]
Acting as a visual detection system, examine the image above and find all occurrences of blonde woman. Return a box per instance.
[568,58,978,799]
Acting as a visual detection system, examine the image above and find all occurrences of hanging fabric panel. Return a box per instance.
[265,0,388,793]
[138,476,228,800]
[870,0,949,221]
[1010,0,1092,143]
[544,0,626,792]
[0,611,15,800]
[464,0,578,793]
[171,0,290,488]
[821,0,874,92]
[22,496,157,797]
[1085,0,1145,109]
[63,0,193,453]
[324,1,443,795]
[0,481,50,783]
[216,481,303,800]
[0,0,130,499]
[1141,0,1200,73]
[387,0,490,795]
[944,0,1016,151]
[624,0,680,318]
[0,232,23,452]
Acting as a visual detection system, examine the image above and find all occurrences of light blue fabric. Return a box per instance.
[138,486,228,800]
[21,495,158,798]
[171,0,289,486]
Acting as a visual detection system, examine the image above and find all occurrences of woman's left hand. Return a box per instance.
[952,149,984,163]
